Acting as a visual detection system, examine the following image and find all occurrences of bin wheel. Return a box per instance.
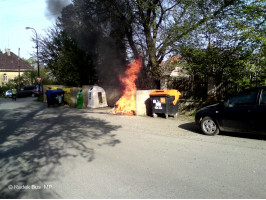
[174,113,178,118]
[152,113,158,118]
[165,114,169,119]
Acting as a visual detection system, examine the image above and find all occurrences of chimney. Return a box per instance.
[5,48,11,56]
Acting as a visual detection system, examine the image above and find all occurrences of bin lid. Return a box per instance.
[46,89,64,94]
[150,90,181,105]
[46,89,65,99]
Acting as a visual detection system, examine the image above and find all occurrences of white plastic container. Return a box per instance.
[87,86,108,108]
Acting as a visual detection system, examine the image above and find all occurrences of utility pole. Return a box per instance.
[26,27,41,92]
[18,48,21,89]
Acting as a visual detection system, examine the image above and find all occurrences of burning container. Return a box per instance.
[150,90,181,119]
[87,86,108,108]
[45,89,65,107]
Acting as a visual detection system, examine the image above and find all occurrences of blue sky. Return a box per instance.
[0,0,59,59]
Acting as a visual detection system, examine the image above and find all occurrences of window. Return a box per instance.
[3,74,7,81]
[98,92,103,104]
[259,90,266,106]
[226,90,258,107]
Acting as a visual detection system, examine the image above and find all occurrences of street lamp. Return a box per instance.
[25,27,39,77]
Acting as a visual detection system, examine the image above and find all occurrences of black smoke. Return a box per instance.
[45,0,128,87]
[45,0,71,20]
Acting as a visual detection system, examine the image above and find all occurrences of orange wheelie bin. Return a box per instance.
[150,90,181,119]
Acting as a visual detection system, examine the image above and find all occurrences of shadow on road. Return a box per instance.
[0,101,121,198]
[219,131,266,141]
[178,122,200,134]
[178,122,266,141]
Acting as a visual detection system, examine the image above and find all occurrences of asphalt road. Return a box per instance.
[0,97,266,198]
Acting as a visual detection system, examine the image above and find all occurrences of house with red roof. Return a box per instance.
[0,49,33,86]
[160,55,189,89]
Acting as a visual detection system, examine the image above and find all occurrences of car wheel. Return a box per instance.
[200,117,220,136]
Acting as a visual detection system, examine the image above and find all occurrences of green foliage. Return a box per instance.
[39,28,97,86]
[24,57,37,66]
[172,0,266,100]
[0,68,56,96]
[228,0,266,89]
[50,0,242,85]
[35,95,44,102]
[180,43,265,100]
[36,0,265,94]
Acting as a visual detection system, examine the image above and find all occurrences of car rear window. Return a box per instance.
[25,86,36,90]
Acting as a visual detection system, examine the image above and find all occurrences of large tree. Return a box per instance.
[179,0,266,99]
[102,0,243,78]
[54,0,244,87]
[40,0,265,90]
[57,1,128,86]
[39,27,97,86]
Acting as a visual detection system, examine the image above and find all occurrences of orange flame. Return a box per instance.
[112,55,142,116]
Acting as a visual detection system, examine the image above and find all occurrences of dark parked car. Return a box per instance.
[17,85,42,97]
[195,86,266,135]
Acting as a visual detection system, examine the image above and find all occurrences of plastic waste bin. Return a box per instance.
[45,89,65,107]
[87,86,108,108]
[62,88,71,105]
[76,90,83,109]
[150,90,181,119]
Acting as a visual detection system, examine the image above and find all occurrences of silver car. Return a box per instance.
[4,90,12,98]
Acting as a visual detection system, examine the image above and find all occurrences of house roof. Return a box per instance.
[0,51,33,72]
[160,55,190,78]
[160,55,180,67]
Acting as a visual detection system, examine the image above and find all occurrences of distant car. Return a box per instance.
[195,86,266,135]
[17,85,42,98]
[3,90,12,98]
